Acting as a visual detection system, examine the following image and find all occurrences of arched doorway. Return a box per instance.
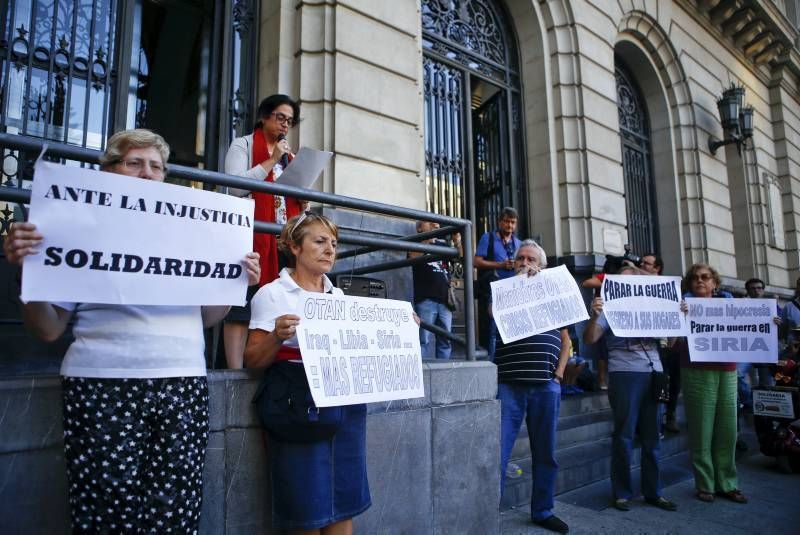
[615,58,659,256]
[421,0,527,236]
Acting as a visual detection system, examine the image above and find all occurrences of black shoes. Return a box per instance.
[664,412,680,433]
[645,496,678,511]
[613,498,630,511]
[534,515,569,533]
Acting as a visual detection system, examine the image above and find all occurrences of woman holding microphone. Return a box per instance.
[4,129,260,532]
[223,94,306,368]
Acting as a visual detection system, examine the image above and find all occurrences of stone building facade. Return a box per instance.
[2,0,800,356]
[259,0,800,293]
[2,0,799,291]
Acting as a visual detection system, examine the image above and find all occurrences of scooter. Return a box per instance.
[752,358,800,473]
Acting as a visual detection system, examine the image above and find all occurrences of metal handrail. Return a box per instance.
[0,133,477,360]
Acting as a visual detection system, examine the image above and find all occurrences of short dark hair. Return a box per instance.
[499,207,518,221]
[254,94,300,130]
[745,278,765,290]
[644,253,664,272]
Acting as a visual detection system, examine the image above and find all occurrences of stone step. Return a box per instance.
[554,450,693,511]
[509,408,615,460]
[509,398,685,463]
[558,391,612,417]
[500,431,690,510]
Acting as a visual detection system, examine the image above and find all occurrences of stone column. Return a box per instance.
[290,0,425,207]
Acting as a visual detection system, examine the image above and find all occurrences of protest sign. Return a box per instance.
[276,147,332,189]
[21,161,254,306]
[752,389,795,419]
[295,292,424,407]
[686,298,778,363]
[601,275,685,338]
[490,265,589,344]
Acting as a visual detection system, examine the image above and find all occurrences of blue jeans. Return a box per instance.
[498,381,560,521]
[607,372,662,501]
[737,362,774,409]
[415,299,452,359]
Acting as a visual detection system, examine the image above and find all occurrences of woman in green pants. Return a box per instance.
[675,263,746,503]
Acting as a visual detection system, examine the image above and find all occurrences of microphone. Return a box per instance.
[277,133,290,168]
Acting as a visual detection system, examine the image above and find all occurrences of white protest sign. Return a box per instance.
[295,292,424,407]
[753,389,795,419]
[21,161,254,305]
[601,275,686,338]
[686,298,778,363]
[490,265,589,344]
[277,147,332,189]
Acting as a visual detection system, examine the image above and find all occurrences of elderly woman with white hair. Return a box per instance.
[3,129,260,532]
[494,239,571,533]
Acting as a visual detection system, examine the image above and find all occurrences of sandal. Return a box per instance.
[696,491,714,502]
[716,489,748,503]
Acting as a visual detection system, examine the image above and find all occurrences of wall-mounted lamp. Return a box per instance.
[708,84,754,155]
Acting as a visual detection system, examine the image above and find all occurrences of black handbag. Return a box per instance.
[641,342,670,404]
[650,371,670,404]
[253,361,344,443]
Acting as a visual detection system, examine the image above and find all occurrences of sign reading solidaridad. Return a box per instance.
[295,292,424,408]
[21,161,254,305]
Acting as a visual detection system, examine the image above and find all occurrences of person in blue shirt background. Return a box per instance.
[474,207,522,359]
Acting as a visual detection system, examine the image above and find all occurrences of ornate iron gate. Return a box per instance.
[616,61,658,255]
[423,57,466,221]
[473,90,510,234]
[421,0,526,237]
[0,0,259,373]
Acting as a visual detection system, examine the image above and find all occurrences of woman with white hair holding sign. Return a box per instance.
[245,211,371,533]
[3,129,261,532]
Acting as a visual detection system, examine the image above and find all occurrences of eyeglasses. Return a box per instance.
[116,158,166,177]
[690,273,713,282]
[269,112,296,127]
[504,241,516,259]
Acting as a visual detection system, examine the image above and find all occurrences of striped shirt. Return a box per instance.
[495,329,560,384]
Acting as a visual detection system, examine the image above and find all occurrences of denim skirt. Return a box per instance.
[269,402,371,530]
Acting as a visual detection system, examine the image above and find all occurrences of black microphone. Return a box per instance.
[277,134,290,168]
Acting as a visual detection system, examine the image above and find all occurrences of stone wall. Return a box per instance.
[0,361,500,534]
[267,0,426,210]
[516,0,800,286]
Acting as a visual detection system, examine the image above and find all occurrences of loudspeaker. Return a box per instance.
[336,276,387,298]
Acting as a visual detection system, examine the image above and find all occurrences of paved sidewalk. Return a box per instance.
[501,443,799,534]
